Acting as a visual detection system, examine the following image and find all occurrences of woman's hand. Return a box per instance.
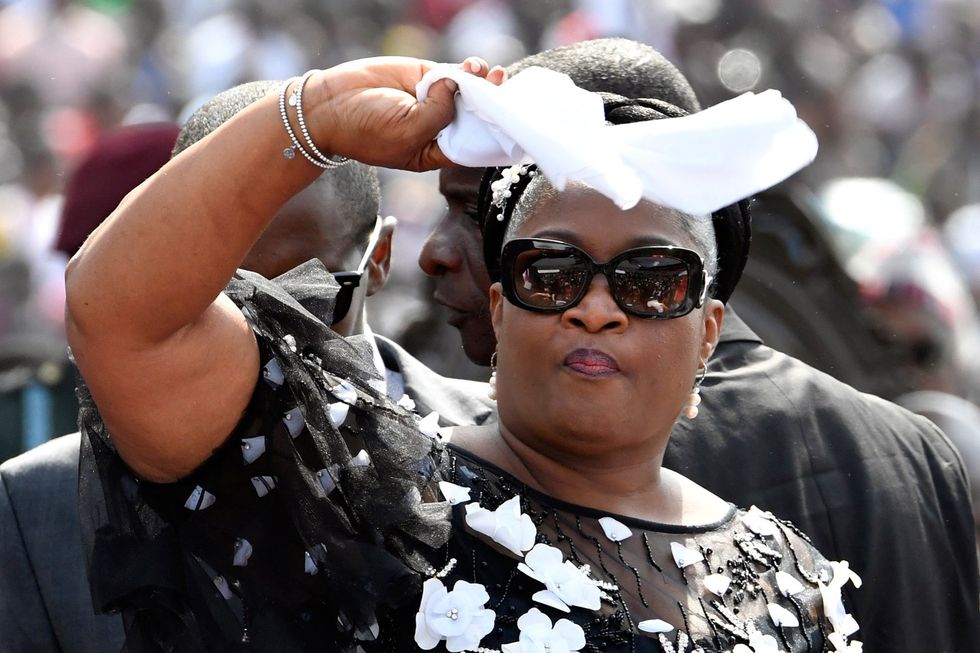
[302,56,503,171]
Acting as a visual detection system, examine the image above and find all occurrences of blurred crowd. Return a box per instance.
[1,0,979,472]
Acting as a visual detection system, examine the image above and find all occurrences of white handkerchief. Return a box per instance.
[417,65,817,215]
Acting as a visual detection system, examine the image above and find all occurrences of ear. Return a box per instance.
[700,298,724,363]
[365,217,396,297]
[489,282,505,339]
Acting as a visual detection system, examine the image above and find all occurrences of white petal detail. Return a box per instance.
[597,516,632,542]
[184,485,216,511]
[282,407,305,437]
[330,380,358,405]
[637,619,674,634]
[316,468,337,495]
[328,402,350,428]
[703,573,731,596]
[262,358,284,387]
[233,538,253,567]
[744,505,780,537]
[768,603,800,627]
[531,589,571,613]
[418,411,441,438]
[397,394,417,411]
[250,476,277,498]
[438,481,472,506]
[670,541,704,568]
[304,551,319,575]
[776,571,804,596]
[212,575,233,600]
[240,436,266,464]
[351,449,371,467]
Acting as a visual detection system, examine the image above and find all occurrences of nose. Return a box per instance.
[561,275,628,333]
[419,217,461,277]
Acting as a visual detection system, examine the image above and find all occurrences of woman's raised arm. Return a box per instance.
[65,57,481,481]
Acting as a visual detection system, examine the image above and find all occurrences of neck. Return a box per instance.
[492,423,685,523]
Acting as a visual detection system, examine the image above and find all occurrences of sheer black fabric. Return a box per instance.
[78,262,854,652]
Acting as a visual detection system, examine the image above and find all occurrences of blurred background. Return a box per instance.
[1,0,979,492]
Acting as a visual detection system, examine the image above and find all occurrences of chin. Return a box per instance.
[459,322,496,367]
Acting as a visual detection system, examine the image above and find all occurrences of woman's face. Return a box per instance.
[489,183,724,462]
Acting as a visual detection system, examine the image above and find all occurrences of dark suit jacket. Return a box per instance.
[667,310,980,653]
[0,335,494,652]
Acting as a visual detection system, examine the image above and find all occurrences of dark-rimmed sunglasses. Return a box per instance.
[500,238,709,319]
[331,215,383,325]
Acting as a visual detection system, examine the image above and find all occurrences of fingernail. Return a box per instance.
[444,79,459,93]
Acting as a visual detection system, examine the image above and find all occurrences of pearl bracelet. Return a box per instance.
[278,74,351,169]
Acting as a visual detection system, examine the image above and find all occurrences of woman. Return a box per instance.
[67,56,860,652]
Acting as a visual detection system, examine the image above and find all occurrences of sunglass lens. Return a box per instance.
[612,255,691,317]
[513,250,589,310]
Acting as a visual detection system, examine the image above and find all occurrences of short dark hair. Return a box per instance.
[506,37,701,113]
[173,80,380,241]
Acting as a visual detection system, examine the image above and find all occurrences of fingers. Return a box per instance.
[486,65,507,86]
[406,76,459,169]
[461,56,490,78]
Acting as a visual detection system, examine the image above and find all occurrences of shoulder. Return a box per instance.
[1,433,81,541]
[1,433,81,496]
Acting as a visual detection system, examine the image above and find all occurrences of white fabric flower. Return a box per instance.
[597,516,632,542]
[819,560,862,638]
[775,570,804,597]
[465,496,537,556]
[517,543,601,612]
[743,505,780,537]
[438,481,472,506]
[767,602,800,627]
[501,607,586,653]
[733,628,779,653]
[828,632,864,652]
[637,619,674,634]
[669,541,704,568]
[703,573,731,596]
[414,578,496,652]
[418,411,441,438]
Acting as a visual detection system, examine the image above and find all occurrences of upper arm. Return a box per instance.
[69,293,260,482]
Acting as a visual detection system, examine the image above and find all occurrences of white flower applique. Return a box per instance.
[517,543,602,612]
[501,607,586,653]
[438,481,472,506]
[743,505,781,537]
[464,495,537,557]
[819,560,862,646]
[414,578,496,652]
[733,626,779,653]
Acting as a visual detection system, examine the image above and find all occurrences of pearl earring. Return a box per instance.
[684,364,707,419]
[488,351,498,401]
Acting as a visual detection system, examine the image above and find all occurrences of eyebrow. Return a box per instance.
[527,228,681,250]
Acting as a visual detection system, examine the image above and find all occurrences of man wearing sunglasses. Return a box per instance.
[0,82,494,653]
[419,39,978,653]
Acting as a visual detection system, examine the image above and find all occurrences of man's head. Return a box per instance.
[420,38,707,365]
[175,81,391,336]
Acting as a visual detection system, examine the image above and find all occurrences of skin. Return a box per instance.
[241,177,396,336]
[65,56,498,481]
[419,166,496,364]
[451,183,728,524]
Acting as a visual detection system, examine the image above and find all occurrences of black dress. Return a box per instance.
[77,263,861,652]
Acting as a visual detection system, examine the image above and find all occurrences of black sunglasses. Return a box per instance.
[331,216,383,325]
[500,238,709,319]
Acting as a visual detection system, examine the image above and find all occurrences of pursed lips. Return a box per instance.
[563,348,621,377]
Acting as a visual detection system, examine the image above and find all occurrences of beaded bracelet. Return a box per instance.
[277,74,351,169]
